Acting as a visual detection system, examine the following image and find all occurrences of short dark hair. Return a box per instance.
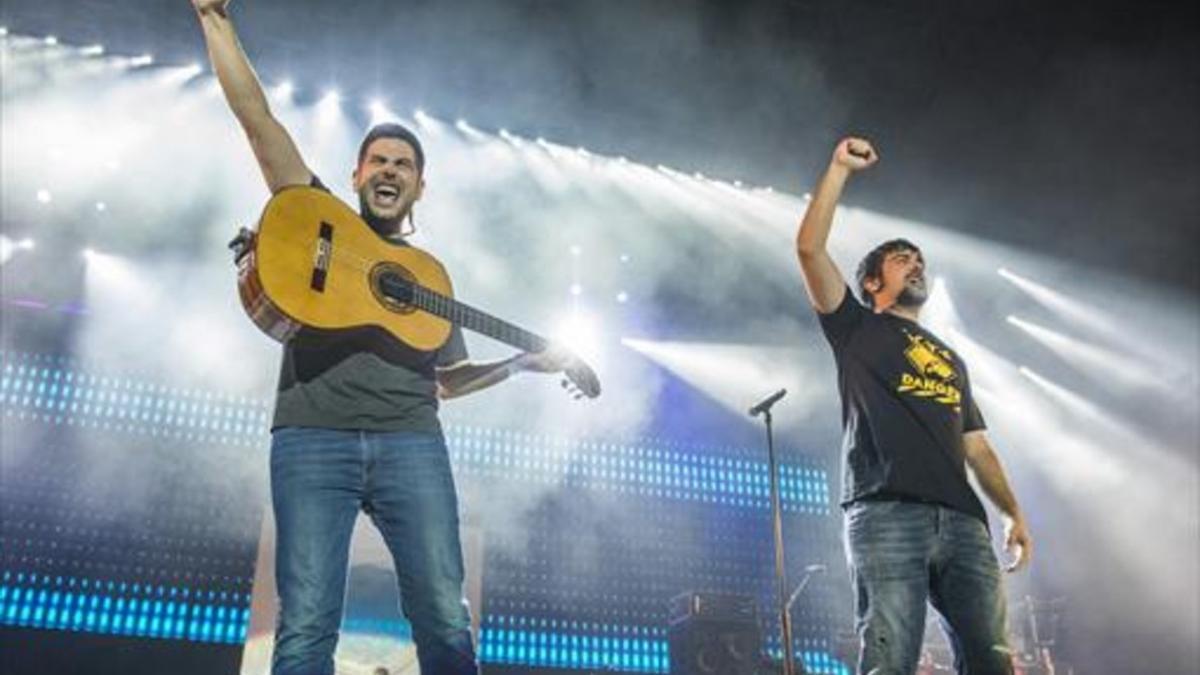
[855,238,922,308]
[357,123,425,175]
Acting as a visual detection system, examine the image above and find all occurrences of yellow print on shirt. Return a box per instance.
[898,332,962,410]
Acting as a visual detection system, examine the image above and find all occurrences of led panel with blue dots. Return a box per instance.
[1,350,850,673]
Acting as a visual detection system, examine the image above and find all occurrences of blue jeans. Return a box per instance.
[269,427,477,675]
[844,500,1012,675]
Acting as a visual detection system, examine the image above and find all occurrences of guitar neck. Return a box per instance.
[406,284,549,353]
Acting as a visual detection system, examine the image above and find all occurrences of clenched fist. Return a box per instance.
[191,0,231,16]
[832,137,879,172]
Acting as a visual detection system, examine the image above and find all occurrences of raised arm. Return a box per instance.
[796,137,878,313]
[192,0,311,193]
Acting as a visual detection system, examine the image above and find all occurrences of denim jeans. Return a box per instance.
[844,500,1013,675]
[269,427,477,675]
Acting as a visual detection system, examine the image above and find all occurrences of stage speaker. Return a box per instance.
[668,592,762,675]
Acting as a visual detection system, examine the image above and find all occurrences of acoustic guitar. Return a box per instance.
[233,186,600,398]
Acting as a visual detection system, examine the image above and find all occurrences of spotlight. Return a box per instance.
[616,292,629,304]
[552,311,602,363]
[36,189,52,204]
[0,26,8,37]
[413,108,442,132]
[130,54,154,67]
[0,236,34,264]
[498,128,522,146]
[368,98,399,124]
[321,89,341,104]
[570,284,582,297]
[80,44,105,56]
[95,202,107,212]
[271,80,295,100]
[576,147,590,157]
[570,245,582,257]
[619,254,630,263]
[733,180,743,188]
[82,248,96,260]
[45,35,59,46]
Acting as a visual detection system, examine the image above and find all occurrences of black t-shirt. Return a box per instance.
[818,287,988,524]
[271,176,469,433]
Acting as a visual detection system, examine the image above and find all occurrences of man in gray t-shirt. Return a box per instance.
[194,2,578,673]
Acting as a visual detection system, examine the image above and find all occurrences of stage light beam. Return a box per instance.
[454,119,485,140]
[315,90,344,127]
[998,267,1118,338]
[0,237,35,264]
[1007,314,1159,390]
[368,99,401,125]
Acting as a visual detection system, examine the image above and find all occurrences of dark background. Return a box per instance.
[2,0,1197,293]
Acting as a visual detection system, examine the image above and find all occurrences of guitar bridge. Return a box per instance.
[311,222,333,291]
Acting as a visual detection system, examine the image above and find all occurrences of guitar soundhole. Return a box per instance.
[369,263,418,315]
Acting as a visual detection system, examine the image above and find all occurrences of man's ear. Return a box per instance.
[351,166,361,191]
[414,176,426,201]
[863,276,881,293]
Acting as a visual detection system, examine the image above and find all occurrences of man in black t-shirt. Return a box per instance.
[795,138,1032,675]
[194,2,580,674]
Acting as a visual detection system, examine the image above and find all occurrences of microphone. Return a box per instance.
[748,388,787,417]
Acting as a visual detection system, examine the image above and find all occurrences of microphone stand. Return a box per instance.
[749,389,803,675]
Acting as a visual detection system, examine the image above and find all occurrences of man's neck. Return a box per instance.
[877,302,921,323]
[363,212,407,241]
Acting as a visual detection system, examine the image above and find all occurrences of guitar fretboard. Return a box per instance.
[380,277,548,353]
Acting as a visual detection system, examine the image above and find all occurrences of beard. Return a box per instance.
[895,280,928,309]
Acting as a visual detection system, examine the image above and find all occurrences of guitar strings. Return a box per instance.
[295,239,546,350]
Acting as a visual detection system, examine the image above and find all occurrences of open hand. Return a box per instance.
[1003,514,1033,572]
[832,137,879,172]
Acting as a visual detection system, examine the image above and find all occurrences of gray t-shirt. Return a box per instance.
[271,177,468,433]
